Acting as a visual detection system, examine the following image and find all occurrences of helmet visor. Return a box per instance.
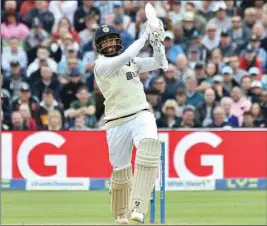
[96,35,122,56]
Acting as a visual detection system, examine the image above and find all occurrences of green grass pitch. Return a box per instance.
[2,190,266,225]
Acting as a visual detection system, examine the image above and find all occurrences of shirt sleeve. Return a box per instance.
[135,45,169,73]
[94,32,148,79]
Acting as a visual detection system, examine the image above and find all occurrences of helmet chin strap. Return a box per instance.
[99,44,122,57]
[104,52,120,57]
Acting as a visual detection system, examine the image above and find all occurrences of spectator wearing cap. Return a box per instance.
[247,34,267,71]
[48,1,78,31]
[239,44,263,76]
[1,37,28,78]
[177,106,200,128]
[106,2,131,30]
[219,30,237,57]
[19,103,38,130]
[242,111,255,128]
[202,23,220,53]
[33,65,61,101]
[251,102,267,127]
[230,87,252,126]
[220,97,239,127]
[10,111,28,130]
[208,1,232,33]
[208,106,232,128]
[1,3,29,41]
[113,16,134,52]
[26,46,57,78]
[23,0,54,33]
[164,31,184,64]
[66,86,97,128]
[168,0,183,25]
[2,60,26,98]
[180,11,200,41]
[251,80,263,103]
[212,75,230,102]
[60,67,86,109]
[73,0,101,32]
[183,2,207,34]
[36,88,64,130]
[190,30,203,48]
[184,76,204,107]
[11,82,39,119]
[187,46,200,69]
[26,18,49,48]
[79,15,99,46]
[248,67,261,82]
[243,7,258,32]
[229,55,248,84]
[156,99,180,129]
[146,88,162,120]
[195,88,217,127]
[227,16,251,53]
[222,66,239,93]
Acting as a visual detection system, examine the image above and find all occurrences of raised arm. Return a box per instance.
[94,31,149,79]
[135,42,168,73]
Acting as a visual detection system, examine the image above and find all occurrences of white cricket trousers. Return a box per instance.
[106,111,158,168]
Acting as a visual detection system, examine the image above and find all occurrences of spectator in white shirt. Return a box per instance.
[26,46,57,78]
[2,37,28,78]
[202,23,220,52]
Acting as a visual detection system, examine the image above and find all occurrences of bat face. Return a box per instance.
[145,2,157,21]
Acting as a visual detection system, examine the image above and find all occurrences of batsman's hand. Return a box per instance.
[148,18,165,42]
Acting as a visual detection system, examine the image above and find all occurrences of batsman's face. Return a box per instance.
[100,35,120,55]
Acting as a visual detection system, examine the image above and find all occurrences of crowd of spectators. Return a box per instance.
[1,0,267,131]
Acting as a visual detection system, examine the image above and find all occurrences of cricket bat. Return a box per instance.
[145,2,165,41]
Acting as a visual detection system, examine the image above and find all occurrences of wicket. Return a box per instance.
[149,142,166,224]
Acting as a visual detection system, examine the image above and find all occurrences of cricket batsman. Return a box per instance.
[93,8,168,224]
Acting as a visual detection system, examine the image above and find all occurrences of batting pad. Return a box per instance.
[130,138,161,214]
[110,164,132,217]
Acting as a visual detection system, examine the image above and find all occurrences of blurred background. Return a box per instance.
[1,0,267,131]
[1,1,267,225]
